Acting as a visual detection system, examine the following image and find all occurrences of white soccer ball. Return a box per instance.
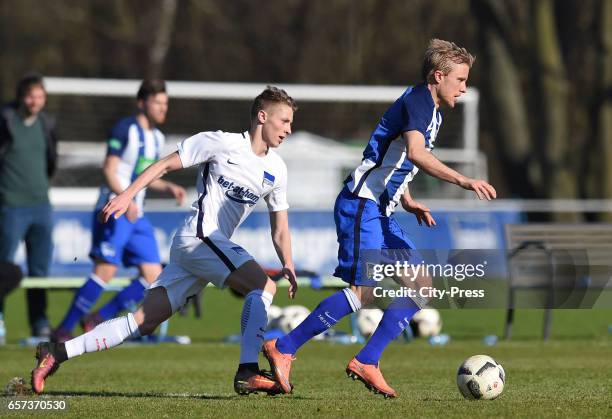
[267,304,283,330]
[356,309,384,337]
[410,308,442,337]
[457,355,505,400]
[278,305,311,334]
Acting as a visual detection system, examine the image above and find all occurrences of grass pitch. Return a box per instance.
[1,288,611,417]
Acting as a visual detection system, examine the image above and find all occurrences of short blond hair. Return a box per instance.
[250,86,298,120]
[422,39,475,84]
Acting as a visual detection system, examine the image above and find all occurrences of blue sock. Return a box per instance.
[98,277,147,320]
[355,297,419,365]
[57,274,106,332]
[276,289,361,355]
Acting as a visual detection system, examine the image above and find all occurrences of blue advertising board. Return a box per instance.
[13,208,522,278]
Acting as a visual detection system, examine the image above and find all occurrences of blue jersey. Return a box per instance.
[95,116,165,217]
[345,84,441,216]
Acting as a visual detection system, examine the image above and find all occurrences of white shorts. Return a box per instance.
[150,234,254,312]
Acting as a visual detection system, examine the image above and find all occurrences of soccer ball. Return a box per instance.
[267,304,283,330]
[457,355,505,400]
[278,305,311,333]
[356,309,384,337]
[410,308,442,337]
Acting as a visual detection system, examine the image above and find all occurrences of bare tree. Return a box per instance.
[147,0,178,79]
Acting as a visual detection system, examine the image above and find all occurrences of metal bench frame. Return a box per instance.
[504,223,612,340]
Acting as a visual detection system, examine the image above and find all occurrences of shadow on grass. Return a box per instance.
[43,390,234,400]
[41,390,315,400]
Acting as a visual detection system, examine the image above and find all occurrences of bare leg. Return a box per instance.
[138,263,163,285]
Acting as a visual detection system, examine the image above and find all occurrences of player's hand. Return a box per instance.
[282,266,298,299]
[167,183,186,205]
[101,193,133,223]
[401,198,436,227]
[459,178,497,200]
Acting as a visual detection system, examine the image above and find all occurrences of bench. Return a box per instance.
[504,223,612,340]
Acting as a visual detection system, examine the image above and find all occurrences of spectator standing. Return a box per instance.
[0,72,58,338]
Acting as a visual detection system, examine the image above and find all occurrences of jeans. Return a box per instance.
[0,203,53,330]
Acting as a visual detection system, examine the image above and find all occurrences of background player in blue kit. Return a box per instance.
[264,39,497,398]
[52,79,185,342]
[33,86,299,396]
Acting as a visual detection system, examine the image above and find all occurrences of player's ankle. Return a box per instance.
[49,342,68,363]
[236,362,259,377]
[354,354,378,366]
[275,337,296,356]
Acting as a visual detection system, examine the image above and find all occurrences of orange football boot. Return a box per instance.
[31,343,61,395]
[346,357,398,398]
[234,369,283,395]
[262,339,294,394]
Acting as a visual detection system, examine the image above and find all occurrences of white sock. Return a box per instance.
[239,290,272,364]
[65,313,140,359]
[138,276,151,289]
[342,288,362,312]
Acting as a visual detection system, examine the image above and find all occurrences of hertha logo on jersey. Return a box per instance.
[263,171,275,187]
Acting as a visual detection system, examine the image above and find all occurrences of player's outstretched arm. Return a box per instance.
[269,210,297,299]
[400,186,436,227]
[101,151,184,222]
[403,130,497,200]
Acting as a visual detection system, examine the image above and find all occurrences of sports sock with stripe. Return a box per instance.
[57,274,106,332]
[64,312,140,359]
[97,277,149,320]
[355,296,419,365]
[239,289,273,365]
[276,288,361,355]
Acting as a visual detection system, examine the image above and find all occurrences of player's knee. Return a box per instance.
[350,285,373,305]
[264,278,277,296]
[138,318,160,336]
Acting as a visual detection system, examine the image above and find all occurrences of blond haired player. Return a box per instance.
[33,86,299,396]
[264,39,496,398]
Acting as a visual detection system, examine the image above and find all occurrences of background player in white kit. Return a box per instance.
[32,86,299,396]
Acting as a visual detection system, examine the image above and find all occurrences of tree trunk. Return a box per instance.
[533,0,579,220]
[597,0,612,219]
[147,0,177,79]
[472,0,538,197]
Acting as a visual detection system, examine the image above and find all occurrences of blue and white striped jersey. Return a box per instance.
[345,84,441,216]
[95,116,165,217]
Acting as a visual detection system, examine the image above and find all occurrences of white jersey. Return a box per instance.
[95,116,165,217]
[176,130,289,239]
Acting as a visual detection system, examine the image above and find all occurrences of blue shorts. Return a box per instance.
[90,212,160,267]
[333,187,418,286]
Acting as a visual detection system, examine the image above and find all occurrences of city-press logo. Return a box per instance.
[217,175,259,206]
